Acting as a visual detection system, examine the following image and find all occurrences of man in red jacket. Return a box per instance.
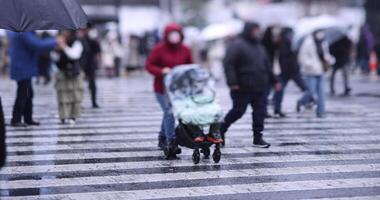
[146,23,193,159]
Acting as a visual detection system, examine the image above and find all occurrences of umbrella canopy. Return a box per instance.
[201,20,243,41]
[0,0,88,32]
[293,15,349,50]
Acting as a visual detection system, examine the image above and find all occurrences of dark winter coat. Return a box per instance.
[146,23,193,94]
[223,22,277,92]
[278,31,300,78]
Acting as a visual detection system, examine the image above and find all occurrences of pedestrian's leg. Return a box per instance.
[330,66,338,95]
[316,76,326,117]
[155,93,175,144]
[342,64,351,95]
[11,80,28,124]
[293,73,307,92]
[88,70,98,108]
[273,77,288,114]
[71,102,81,120]
[23,80,34,123]
[298,76,315,108]
[220,91,250,134]
[251,91,270,148]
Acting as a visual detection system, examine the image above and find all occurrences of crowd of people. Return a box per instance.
[0,19,379,162]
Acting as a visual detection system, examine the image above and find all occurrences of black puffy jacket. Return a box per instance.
[223,23,277,91]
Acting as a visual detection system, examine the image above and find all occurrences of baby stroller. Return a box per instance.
[165,64,223,164]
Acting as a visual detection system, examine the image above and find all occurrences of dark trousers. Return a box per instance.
[85,69,98,106]
[221,90,267,137]
[330,64,350,94]
[273,73,307,113]
[0,97,6,168]
[11,79,34,123]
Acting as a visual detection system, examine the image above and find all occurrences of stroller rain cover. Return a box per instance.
[165,64,223,126]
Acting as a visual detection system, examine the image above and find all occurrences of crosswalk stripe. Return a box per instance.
[2,178,380,200]
[2,153,380,175]
[1,164,379,190]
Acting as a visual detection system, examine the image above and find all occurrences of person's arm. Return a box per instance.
[21,32,56,52]
[223,42,239,88]
[63,41,83,60]
[146,47,164,77]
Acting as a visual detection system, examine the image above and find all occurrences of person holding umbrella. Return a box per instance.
[297,30,335,118]
[146,23,193,159]
[7,31,60,127]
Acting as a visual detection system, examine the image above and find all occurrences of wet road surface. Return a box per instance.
[1,73,380,199]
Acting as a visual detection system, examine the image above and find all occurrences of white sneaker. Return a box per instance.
[68,119,76,125]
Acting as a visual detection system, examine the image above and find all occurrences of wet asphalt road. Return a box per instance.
[0,73,380,199]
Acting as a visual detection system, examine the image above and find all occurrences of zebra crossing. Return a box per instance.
[1,74,380,199]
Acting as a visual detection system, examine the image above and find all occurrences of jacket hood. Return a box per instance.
[163,23,184,45]
[241,22,260,43]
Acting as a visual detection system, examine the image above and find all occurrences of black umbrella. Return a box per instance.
[0,0,88,31]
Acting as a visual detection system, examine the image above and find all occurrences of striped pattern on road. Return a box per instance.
[1,77,380,199]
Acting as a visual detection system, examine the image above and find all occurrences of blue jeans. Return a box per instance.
[298,75,325,115]
[155,93,176,143]
[273,73,307,113]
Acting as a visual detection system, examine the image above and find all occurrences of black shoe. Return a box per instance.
[164,141,182,160]
[92,104,100,109]
[265,113,273,118]
[253,136,271,148]
[10,122,28,127]
[343,88,352,96]
[274,111,286,118]
[25,121,40,126]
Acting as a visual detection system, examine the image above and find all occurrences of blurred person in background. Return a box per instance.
[262,26,282,118]
[36,32,54,85]
[54,30,84,124]
[329,35,353,96]
[7,31,58,127]
[126,35,142,71]
[297,30,335,118]
[272,28,307,118]
[0,96,5,169]
[356,25,373,75]
[101,32,123,78]
[221,22,280,148]
[78,24,101,108]
[146,23,193,159]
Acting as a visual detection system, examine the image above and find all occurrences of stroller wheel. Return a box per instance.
[201,147,211,159]
[192,149,201,164]
[213,145,221,163]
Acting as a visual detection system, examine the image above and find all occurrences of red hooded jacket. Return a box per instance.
[146,23,193,94]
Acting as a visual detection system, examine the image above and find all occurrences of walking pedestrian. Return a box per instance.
[272,28,308,117]
[221,22,281,148]
[54,30,84,124]
[297,30,335,118]
[7,31,58,127]
[329,35,353,96]
[146,23,193,159]
[77,25,101,108]
[356,25,373,75]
